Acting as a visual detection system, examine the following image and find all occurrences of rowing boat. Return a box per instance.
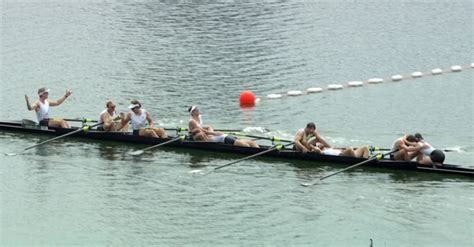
[1,120,473,177]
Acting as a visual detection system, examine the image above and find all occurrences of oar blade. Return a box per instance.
[130,150,144,156]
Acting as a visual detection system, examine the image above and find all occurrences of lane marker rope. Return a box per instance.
[260,63,472,101]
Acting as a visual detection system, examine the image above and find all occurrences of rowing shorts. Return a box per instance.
[39,119,49,126]
[224,135,237,145]
[430,149,445,164]
[97,126,105,131]
[133,129,140,136]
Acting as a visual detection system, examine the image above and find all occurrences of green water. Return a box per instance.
[1,1,473,246]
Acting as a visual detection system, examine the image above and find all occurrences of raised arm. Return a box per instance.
[49,90,72,106]
[24,95,38,111]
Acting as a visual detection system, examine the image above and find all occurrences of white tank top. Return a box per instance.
[322,148,341,156]
[130,109,147,130]
[36,100,50,121]
[98,109,117,123]
[421,142,435,155]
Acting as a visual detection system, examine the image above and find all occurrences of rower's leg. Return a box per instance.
[140,129,158,138]
[154,128,167,138]
[393,150,407,160]
[116,122,129,132]
[417,156,433,166]
[341,147,356,157]
[354,146,370,158]
[233,140,250,147]
[245,140,259,148]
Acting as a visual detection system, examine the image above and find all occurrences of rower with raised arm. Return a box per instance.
[121,100,167,138]
[187,106,259,148]
[294,122,331,153]
[25,87,72,128]
[413,133,445,166]
[98,100,128,132]
[390,134,419,161]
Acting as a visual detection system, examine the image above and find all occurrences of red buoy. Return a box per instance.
[239,90,256,106]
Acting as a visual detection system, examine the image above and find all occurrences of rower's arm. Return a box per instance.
[316,131,332,148]
[294,132,308,152]
[25,95,37,111]
[146,112,154,128]
[49,90,72,106]
[121,113,131,126]
[188,120,204,135]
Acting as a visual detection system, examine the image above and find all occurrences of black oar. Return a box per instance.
[130,135,185,156]
[228,132,293,143]
[300,149,399,187]
[18,122,104,154]
[45,118,98,123]
[169,127,270,134]
[195,142,295,175]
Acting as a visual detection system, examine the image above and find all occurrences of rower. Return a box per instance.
[25,87,72,128]
[294,122,331,153]
[413,133,445,166]
[313,143,370,158]
[120,100,167,138]
[187,106,259,148]
[98,100,128,132]
[390,134,419,161]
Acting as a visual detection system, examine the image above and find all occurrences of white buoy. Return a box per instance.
[266,93,282,99]
[411,72,423,78]
[431,68,443,75]
[391,75,403,81]
[255,98,261,103]
[307,87,323,93]
[471,63,474,68]
[347,81,364,87]
[327,84,343,90]
[287,90,302,96]
[367,78,383,84]
[450,65,462,72]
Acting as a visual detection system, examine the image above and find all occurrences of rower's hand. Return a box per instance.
[302,148,308,153]
[65,90,73,98]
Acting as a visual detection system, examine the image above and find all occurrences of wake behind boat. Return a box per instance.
[1,120,473,177]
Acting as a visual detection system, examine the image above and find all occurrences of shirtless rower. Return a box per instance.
[25,87,72,128]
[187,106,259,148]
[98,100,128,132]
[413,133,445,166]
[294,122,331,153]
[120,100,167,138]
[390,134,419,161]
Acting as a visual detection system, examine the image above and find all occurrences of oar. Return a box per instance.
[370,146,459,153]
[45,118,98,123]
[227,132,293,143]
[19,122,104,153]
[168,127,270,134]
[300,149,399,187]
[195,142,295,175]
[130,135,185,156]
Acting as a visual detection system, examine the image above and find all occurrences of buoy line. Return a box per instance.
[238,63,472,105]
